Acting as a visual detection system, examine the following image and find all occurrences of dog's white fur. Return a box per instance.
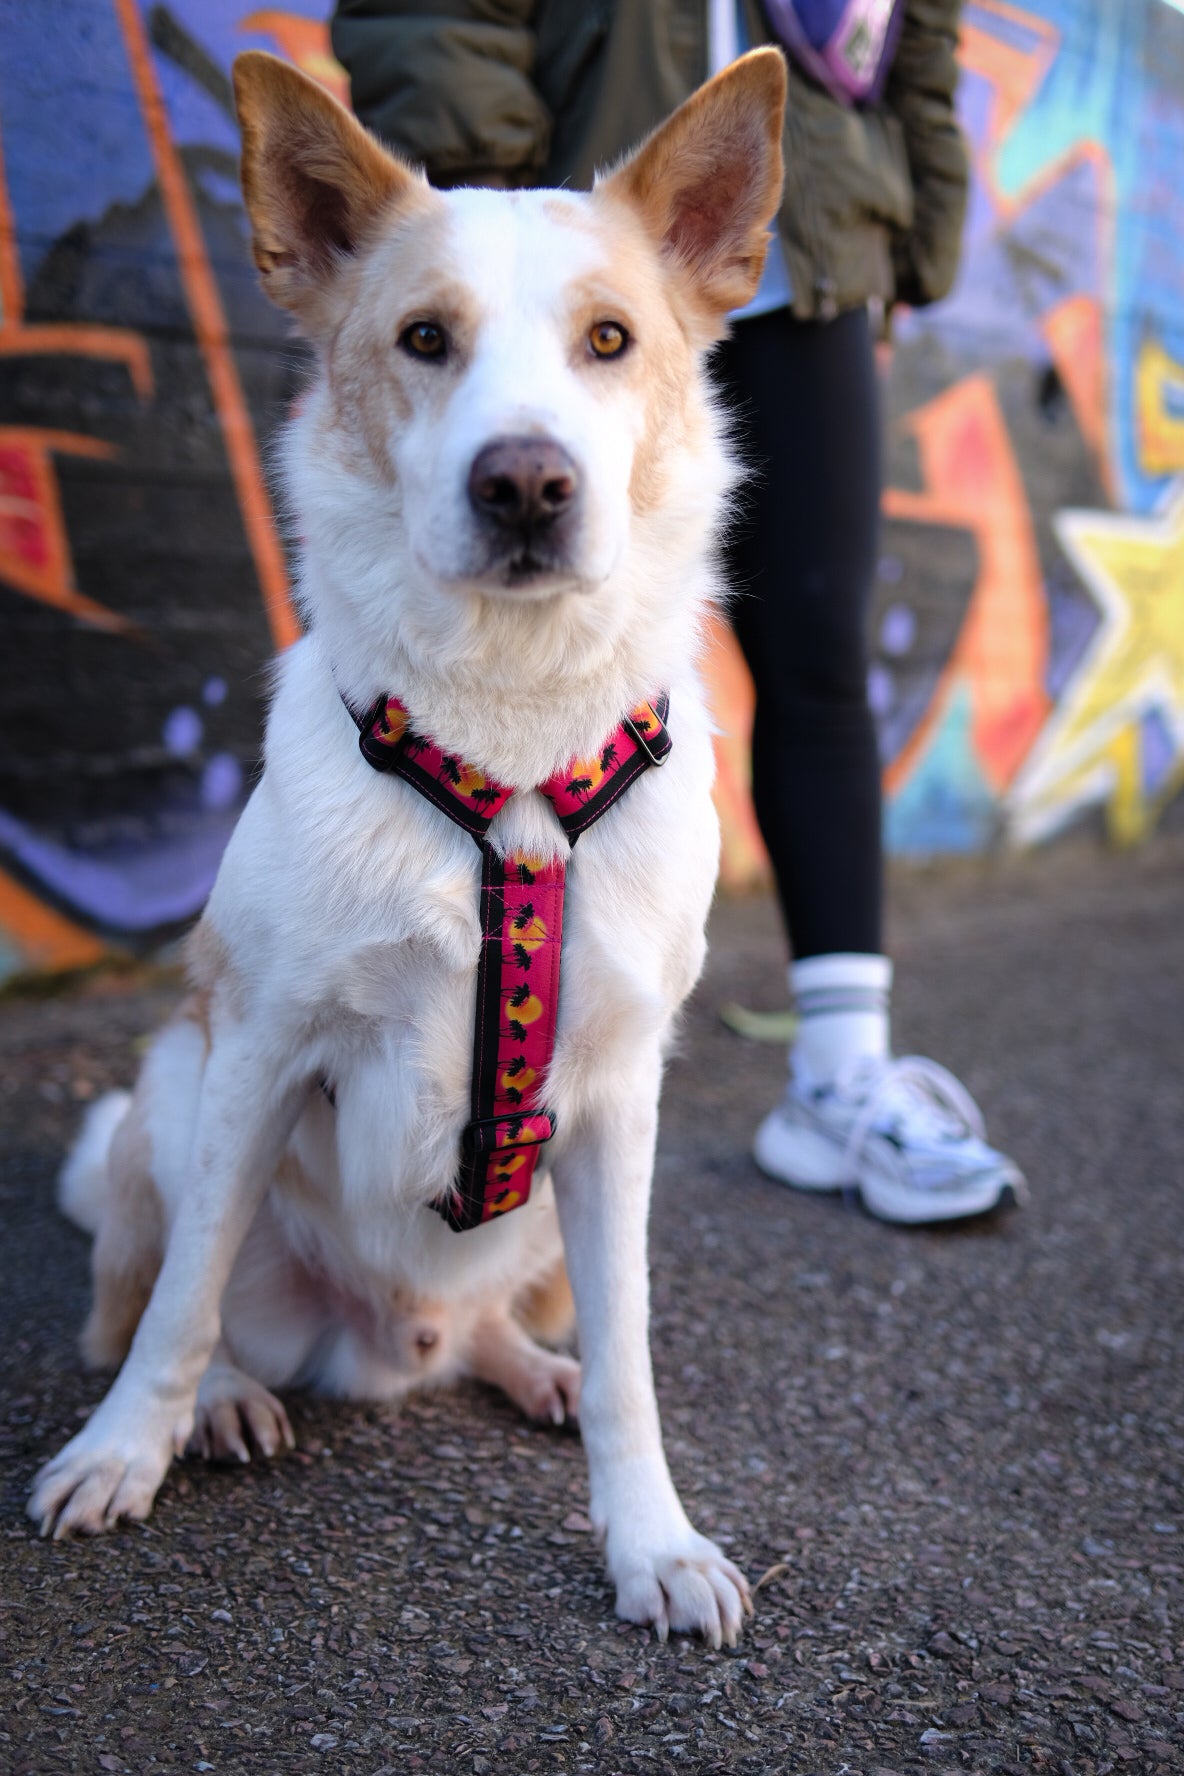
[31,47,786,1647]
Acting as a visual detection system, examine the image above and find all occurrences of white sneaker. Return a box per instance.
[753,1054,1027,1225]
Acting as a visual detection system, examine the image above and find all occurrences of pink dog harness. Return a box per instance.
[348,690,671,1231]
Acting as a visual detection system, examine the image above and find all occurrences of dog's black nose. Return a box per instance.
[468,437,579,533]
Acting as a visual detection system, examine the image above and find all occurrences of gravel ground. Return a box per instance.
[1,837,1182,1775]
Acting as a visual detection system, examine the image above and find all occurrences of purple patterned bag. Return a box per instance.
[763,0,906,107]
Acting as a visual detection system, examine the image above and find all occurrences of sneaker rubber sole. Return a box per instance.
[753,1108,1027,1225]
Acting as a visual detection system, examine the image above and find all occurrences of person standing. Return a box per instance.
[330,0,1026,1224]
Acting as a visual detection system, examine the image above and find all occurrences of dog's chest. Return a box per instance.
[318,813,672,1196]
[251,688,714,1228]
[333,821,663,1059]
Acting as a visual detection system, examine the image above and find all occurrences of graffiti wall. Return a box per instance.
[712,0,1184,878]
[0,2,1182,976]
[885,0,1184,858]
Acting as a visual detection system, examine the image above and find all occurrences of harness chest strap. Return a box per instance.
[347,689,672,1231]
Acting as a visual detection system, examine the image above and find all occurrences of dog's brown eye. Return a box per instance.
[589,321,628,359]
[400,321,446,360]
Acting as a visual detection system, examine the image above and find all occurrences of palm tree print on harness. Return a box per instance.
[565,737,620,804]
[511,901,549,971]
[500,1054,536,1106]
[505,982,544,1042]
[434,753,500,807]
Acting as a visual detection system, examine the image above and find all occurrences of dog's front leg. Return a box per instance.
[552,1054,752,1648]
[30,1027,305,1538]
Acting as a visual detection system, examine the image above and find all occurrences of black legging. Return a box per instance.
[714,304,883,960]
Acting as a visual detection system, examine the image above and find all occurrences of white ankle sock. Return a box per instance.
[790,952,892,1089]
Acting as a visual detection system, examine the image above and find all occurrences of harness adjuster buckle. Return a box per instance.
[357,693,411,772]
[461,1109,557,1157]
[622,713,669,767]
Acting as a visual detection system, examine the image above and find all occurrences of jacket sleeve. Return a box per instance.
[330,1,553,187]
[882,0,969,307]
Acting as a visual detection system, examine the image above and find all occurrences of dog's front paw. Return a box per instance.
[471,1315,582,1426]
[188,1362,294,1463]
[608,1526,752,1649]
[29,1419,179,1540]
[505,1349,582,1426]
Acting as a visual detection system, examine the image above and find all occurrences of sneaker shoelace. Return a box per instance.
[837,1054,987,1181]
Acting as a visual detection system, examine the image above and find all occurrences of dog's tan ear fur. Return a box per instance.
[598,48,787,327]
[233,50,426,326]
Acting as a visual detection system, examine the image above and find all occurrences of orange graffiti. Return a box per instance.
[1042,294,1110,492]
[959,4,1060,218]
[0,121,151,633]
[957,2,1115,282]
[0,125,152,397]
[0,323,152,397]
[241,12,350,107]
[701,610,770,889]
[0,870,106,976]
[884,375,1050,793]
[113,0,298,652]
[0,430,130,630]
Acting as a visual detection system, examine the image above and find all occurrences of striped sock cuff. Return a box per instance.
[789,953,893,1085]
[791,952,893,1002]
[793,982,891,1021]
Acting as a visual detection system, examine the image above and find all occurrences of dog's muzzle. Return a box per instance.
[467,436,582,582]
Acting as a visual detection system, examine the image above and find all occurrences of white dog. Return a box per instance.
[31,45,786,1648]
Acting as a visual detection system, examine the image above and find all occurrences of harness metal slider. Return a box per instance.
[461,1109,557,1156]
[622,712,670,768]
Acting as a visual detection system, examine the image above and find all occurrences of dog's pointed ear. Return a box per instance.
[233,51,427,326]
[597,48,787,326]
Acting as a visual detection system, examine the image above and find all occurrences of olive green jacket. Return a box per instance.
[331,0,968,319]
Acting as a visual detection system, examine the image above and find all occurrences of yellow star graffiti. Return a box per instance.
[1137,339,1184,477]
[1009,486,1184,845]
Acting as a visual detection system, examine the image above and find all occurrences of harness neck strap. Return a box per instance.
[346,689,671,1230]
[354,691,671,841]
